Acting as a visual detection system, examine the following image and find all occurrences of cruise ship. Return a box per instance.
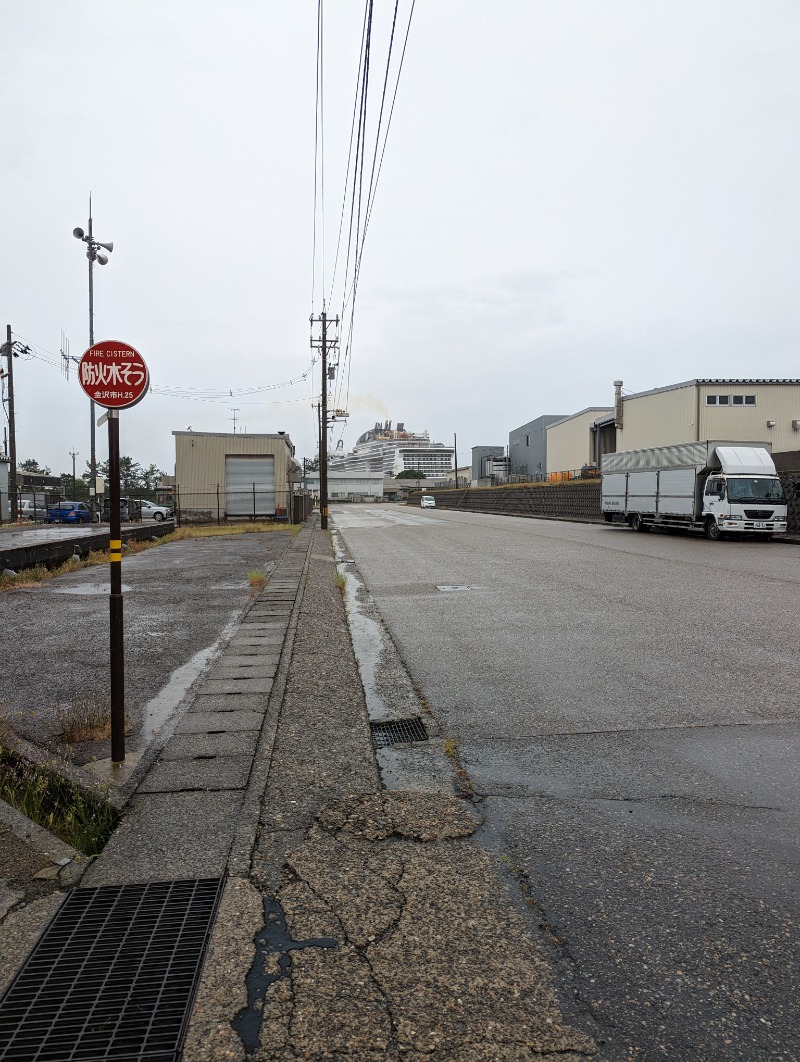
[328,421,454,478]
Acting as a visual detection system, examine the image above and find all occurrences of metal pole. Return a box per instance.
[88,210,96,514]
[107,410,125,764]
[5,326,17,521]
[453,432,458,487]
[216,484,220,525]
[320,311,328,530]
[70,448,78,499]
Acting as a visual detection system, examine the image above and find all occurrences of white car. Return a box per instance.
[420,495,436,508]
[137,499,173,522]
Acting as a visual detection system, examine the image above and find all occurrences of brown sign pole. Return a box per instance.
[78,340,149,767]
[107,409,125,764]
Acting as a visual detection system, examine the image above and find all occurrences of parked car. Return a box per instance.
[45,501,93,524]
[136,499,172,522]
[420,494,436,508]
[17,499,38,520]
[102,498,135,522]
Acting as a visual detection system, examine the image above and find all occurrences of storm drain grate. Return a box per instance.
[0,877,224,1062]
[371,717,429,748]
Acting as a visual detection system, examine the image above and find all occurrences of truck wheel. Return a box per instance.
[705,517,723,541]
[630,513,648,533]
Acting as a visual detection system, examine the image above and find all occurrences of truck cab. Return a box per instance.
[702,472,787,540]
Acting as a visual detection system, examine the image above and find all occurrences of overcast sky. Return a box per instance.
[3,1,800,480]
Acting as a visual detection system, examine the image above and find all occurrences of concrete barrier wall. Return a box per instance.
[414,474,800,535]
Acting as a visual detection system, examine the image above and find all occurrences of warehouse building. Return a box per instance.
[509,414,566,479]
[173,430,301,521]
[546,407,613,475]
[546,379,800,474]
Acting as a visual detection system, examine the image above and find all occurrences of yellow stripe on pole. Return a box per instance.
[110,539,122,550]
[109,552,122,562]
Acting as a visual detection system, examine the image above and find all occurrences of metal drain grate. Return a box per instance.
[371,717,429,748]
[0,877,224,1062]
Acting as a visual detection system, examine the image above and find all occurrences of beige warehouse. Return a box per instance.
[547,379,800,474]
[173,431,300,520]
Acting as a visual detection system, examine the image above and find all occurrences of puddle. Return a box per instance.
[54,583,133,596]
[137,614,242,746]
[331,530,387,720]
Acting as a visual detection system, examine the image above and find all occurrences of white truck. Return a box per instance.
[601,441,788,540]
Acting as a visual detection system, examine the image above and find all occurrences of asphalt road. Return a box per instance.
[333,503,800,1061]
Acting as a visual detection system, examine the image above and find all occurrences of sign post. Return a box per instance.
[78,340,149,765]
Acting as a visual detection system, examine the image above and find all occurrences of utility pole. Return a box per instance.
[231,408,239,434]
[453,432,458,487]
[4,325,17,520]
[70,447,79,499]
[310,310,339,531]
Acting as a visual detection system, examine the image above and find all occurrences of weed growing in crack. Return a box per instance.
[248,570,268,591]
[334,570,346,592]
[56,692,131,744]
[0,746,120,854]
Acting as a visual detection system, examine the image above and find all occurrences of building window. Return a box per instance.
[706,396,718,405]
[709,393,757,407]
[525,434,530,446]
[717,395,730,405]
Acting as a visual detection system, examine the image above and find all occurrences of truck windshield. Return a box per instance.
[726,478,785,503]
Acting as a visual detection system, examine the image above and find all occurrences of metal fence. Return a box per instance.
[174,487,304,526]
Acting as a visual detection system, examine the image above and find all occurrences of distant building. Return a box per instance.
[508,415,566,479]
[304,471,385,502]
[471,446,506,485]
[329,420,454,478]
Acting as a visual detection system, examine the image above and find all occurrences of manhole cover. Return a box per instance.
[0,877,224,1062]
[371,718,429,748]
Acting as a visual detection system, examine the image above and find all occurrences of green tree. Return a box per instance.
[19,457,51,474]
[83,456,167,497]
[396,469,426,480]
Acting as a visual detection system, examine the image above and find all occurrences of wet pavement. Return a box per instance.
[0,530,291,757]
[334,504,800,1060]
[0,517,595,1060]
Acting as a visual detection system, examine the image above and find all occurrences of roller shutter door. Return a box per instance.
[225,455,275,516]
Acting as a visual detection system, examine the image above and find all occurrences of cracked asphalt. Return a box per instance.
[333,504,800,1060]
[183,527,594,1060]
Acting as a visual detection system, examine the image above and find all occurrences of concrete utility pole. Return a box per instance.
[4,325,17,520]
[310,310,340,531]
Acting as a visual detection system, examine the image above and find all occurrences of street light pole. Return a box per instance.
[73,197,113,515]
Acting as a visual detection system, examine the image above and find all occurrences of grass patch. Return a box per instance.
[247,570,268,591]
[334,569,346,591]
[57,692,131,744]
[0,747,120,855]
[0,521,301,593]
[0,550,109,593]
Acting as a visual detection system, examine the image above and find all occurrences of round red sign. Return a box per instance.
[78,340,150,410]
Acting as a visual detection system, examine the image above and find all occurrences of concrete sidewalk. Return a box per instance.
[1,520,596,1059]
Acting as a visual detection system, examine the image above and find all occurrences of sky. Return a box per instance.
[3,1,800,480]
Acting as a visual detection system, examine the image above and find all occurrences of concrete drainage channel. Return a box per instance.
[331,528,454,794]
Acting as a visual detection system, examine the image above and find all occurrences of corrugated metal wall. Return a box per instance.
[174,432,292,518]
[547,409,611,473]
[617,385,696,451]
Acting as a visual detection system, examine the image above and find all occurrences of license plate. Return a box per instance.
[754,522,766,529]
